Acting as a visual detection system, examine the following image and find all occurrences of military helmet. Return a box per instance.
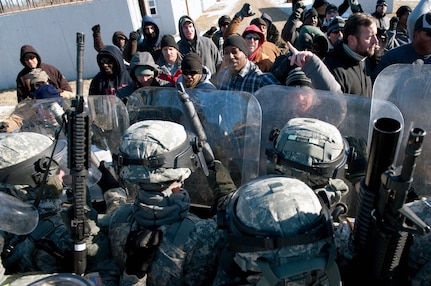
[266,118,348,184]
[0,132,56,187]
[114,120,199,184]
[225,175,340,284]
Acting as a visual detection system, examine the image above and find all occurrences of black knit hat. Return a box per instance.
[396,5,412,18]
[218,15,231,27]
[285,67,313,88]
[182,53,203,73]
[160,34,179,50]
[304,8,318,20]
[224,35,249,57]
[414,12,431,31]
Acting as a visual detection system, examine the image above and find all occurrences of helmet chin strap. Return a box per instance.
[34,112,65,208]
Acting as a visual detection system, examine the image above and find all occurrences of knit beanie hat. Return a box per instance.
[135,65,155,77]
[396,5,412,18]
[327,16,345,34]
[250,17,267,28]
[181,53,203,73]
[218,15,232,27]
[285,67,313,88]
[414,12,431,31]
[304,8,318,21]
[160,34,179,50]
[29,68,50,84]
[224,35,249,57]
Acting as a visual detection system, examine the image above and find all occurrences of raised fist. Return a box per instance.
[91,24,100,33]
[129,31,139,41]
[390,16,399,31]
[236,3,255,20]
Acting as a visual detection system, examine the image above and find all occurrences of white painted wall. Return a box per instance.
[0,0,141,91]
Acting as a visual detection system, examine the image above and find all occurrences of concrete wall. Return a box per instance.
[0,0,215,91]
[0,0,142,91]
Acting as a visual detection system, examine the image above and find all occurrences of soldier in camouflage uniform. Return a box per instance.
[0,132,74,274]
[405,198,431,284]
[0,132,120,285]
[212,175,341,285]
[106,119,236,285]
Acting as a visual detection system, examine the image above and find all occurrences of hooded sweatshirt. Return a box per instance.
[116,51,161,101]
[177,15,221,74]
[89,45,132,96]
[16,45,72,102]
[242,25,273,72]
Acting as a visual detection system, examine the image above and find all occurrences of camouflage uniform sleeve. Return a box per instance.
[207,160,237,211]
[103,187,128,215]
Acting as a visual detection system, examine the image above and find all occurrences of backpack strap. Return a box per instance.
[164,215,195,249]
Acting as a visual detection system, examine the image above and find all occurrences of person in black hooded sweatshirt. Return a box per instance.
[89,45,132,96]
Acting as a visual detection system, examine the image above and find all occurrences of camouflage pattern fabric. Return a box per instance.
[273,118,344,167]
[406,197,431,284]
[118,120,192,184]
[0,132,53,168]
[108,188,224,286]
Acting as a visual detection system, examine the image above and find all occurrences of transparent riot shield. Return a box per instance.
[255,85,403,216]
[86,95,130,156]
[372,64,431,197]
[126,87,261,206]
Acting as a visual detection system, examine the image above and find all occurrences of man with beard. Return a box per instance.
[123,15,162,62]
[324,13,379,97]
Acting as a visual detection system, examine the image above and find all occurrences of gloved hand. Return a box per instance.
[207,160,237,212]
[346,136,368,185]
[294,0,306,19]
[97,161,121,193]
[235,3,255,20]
[390,16,399,31]
[92,24,100,33]
[349,0,364,13]
[125,228,163,278]
[0,122,8,133]
[129,31,139,41]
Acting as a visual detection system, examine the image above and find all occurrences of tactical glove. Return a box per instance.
[235,3,255,20]
[293,1,306,19]
[390,16,399,31]
[349,0,364,13]
[91,24,100,33]
[125,228,163,278]
[97,161,121,193]
[207,160,237,212]
[0,122,8,133]
[346,136,368,185]
[129,31,139,41]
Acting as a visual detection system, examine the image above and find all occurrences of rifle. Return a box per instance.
[176,82,214,176]
[66,32,91,275]
[354,117,430,284]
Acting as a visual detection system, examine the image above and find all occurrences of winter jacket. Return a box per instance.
[123,15,162,62]
[324,41,373,97]
[16,45,72,103]
[89,45,132,96]
[177,15,222,74]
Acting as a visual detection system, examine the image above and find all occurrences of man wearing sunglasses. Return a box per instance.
[177,53,216,90]
[372,12,431,80]
[16,45,73,103]
[326,16,345,51]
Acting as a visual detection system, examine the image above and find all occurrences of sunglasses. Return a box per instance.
[182,70,198,76]
[100,58,113,65]
[25,55,36,61]
[330,30,343,34]
[245,34,260,41]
